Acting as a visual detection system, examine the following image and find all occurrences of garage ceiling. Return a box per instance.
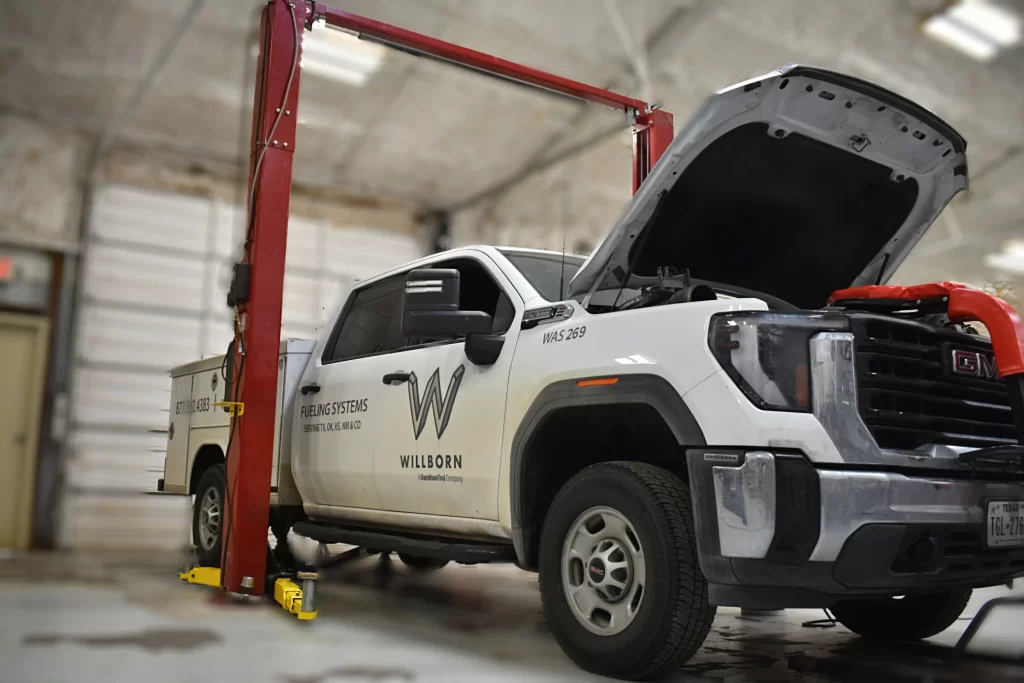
[2,0,1022,303]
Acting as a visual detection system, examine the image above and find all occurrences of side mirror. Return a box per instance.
[402,268,493,339]
[465,333,504,365]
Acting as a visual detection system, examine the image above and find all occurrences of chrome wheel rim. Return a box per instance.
[561,505,646,636]
[198,487,221,550]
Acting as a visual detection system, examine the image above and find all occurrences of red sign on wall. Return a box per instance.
[0,256,12,282]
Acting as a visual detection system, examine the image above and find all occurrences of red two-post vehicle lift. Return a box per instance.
[218,0,675,599]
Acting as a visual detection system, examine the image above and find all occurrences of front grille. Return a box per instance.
[850,314,1019,451]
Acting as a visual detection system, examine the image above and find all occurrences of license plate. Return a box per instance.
[986,500,1024,548]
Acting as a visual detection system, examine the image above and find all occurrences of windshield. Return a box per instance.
[501,250,584,302]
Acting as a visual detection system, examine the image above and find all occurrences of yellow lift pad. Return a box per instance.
[179,566,221,587]
[178,565,317,621]
[274,578,318,621]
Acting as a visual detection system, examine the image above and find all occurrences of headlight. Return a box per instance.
[708,312,848,412]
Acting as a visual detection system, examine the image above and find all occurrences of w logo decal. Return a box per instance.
[407,365,466,440]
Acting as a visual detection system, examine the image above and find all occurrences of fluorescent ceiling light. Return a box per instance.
[984,239,1024,275]
[924,14,1000,60]
[949,0,1022,46]
[923,0,1022,62]
[301,22,385,87]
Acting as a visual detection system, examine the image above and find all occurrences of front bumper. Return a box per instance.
[687,449,1024,608]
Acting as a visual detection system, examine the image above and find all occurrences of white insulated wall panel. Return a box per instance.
[90,185,211,250]
[71,367,171,430]
[203,314,236,359]
[61,183,422,550]
[285,216,323,272]
[65,430,168,492]
[325,226,422,279]
[78,306,203,370]
[319,279,349,328]
[82,243,207,313]
[282,272,320,329]
[60,494,191,552]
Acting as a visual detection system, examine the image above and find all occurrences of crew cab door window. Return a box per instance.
[292,276,406,512]
[373,254,521,521]
[324,274,406,363]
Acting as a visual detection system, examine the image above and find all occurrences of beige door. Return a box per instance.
[0,313,48,549]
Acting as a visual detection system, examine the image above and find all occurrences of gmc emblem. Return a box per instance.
[950,349,997,379]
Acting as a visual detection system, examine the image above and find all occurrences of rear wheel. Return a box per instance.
[398,553,449,572]
[831,589,972,641]
[539,462,714,680]
[191,465,225,567]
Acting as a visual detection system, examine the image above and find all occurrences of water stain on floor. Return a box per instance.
[282,666,414,683]
[23,627,221,652]
[714,631,813,647]
[682,647,779,675]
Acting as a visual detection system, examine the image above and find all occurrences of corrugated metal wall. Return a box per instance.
[59,183,422,550]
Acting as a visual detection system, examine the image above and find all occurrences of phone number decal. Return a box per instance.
[175,397,211,415]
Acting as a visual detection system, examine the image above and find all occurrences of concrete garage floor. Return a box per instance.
[1,549,1022,683]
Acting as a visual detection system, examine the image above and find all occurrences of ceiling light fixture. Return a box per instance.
[300,19,385,86]
[923,0,1022,62]
[984,239,1024,275]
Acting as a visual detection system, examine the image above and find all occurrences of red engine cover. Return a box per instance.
[828,282,1024,378]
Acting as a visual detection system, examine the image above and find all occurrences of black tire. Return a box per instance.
[831,589,972,641]
[191,464,226,567]
[538,462,715,681]
[398,553,450,572]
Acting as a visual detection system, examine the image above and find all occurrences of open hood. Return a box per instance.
[568,65,969,310]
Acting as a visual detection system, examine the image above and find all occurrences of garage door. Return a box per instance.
[59,184,422,550]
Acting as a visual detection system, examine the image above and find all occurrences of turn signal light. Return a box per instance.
[577,377,619,388]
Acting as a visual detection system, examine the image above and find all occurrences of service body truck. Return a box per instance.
[161,66,1024,680]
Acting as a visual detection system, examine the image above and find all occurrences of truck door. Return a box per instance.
[374,255,521,521]
[292,274,407,511]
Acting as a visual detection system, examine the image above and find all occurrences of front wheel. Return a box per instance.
[539,462,714,681]
[191,465,225,567]
[831,590,972,641]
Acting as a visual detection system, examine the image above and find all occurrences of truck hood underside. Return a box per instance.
[632,122,919,310]
[568,65,969,310]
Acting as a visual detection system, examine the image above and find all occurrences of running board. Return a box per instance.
[292,520,516,564]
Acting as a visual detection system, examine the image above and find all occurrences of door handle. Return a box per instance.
[300,383,321,396]
[382,372,410,385]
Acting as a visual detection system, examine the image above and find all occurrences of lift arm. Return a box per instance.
[222,0,674,596]
[311,4,674,193]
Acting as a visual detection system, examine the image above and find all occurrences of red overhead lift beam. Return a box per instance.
[221,0,674,596]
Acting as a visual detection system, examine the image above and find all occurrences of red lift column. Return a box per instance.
[221,0,305,596]
[633,109,674,192]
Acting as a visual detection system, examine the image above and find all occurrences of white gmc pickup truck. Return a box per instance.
[161,65,1024,680]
